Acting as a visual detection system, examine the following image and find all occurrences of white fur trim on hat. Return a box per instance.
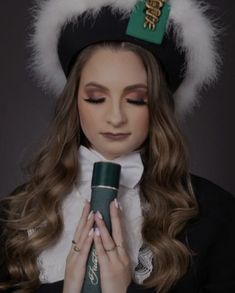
[29,0,221,118]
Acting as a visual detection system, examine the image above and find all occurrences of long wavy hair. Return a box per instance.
[0,42,199,293]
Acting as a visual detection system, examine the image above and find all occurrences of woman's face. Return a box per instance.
[77,48,149,160]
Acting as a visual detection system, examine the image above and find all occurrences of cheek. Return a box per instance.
[78,101,101,132]
[79,110,93,132]
[132,109,149,135]
[78,100,88,130]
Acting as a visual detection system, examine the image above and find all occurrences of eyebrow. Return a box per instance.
[84,82,148,93]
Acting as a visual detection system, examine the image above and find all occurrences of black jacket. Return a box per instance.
[1,174,235,293]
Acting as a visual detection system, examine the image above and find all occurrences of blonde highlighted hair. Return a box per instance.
[0,42,198,293]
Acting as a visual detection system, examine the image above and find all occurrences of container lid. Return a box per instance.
[91,162,121,188]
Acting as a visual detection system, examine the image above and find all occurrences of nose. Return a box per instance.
[106,102,127,127]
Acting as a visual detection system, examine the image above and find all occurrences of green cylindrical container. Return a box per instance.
[81,161,121,293]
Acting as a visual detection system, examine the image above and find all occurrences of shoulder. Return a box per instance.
[186,174,235,248]
[190,173,234,201]
[181,175,235,290]
[190,173,235,223]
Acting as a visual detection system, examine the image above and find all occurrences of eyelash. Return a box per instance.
[84,97,147,106]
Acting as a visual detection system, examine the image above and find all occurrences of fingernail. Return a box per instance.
[118,201,123,211]
[88,228,94,236]
[114,198,119,209]
[95,227,100,236]
[96,210,103,219]
[88,211,93,220]
[85,198,91,204]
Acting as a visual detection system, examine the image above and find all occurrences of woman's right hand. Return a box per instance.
[63,200,95,293]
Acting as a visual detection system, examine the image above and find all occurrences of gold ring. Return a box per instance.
[104,245,116,252]
[116,244,124,249]
[73,245,81,252]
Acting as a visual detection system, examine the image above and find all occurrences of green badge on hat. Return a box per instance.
[126,0,171,45]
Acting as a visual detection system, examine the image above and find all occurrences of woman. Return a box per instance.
[1,1,235,293]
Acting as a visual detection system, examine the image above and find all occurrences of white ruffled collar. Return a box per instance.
[29,146,153,284]
[78,145,144,189]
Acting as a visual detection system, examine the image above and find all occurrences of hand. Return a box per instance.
[94,199,132,293]
[63,200,95,293]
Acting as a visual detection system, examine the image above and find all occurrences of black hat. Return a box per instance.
[30,0,220,118]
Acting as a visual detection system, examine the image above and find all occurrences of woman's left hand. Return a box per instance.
[94,199,132,293]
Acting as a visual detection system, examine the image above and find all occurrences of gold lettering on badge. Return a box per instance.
[88,248,99,285]
[144,0,165,31]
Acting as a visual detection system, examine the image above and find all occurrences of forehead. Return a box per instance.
[79,48,148,86]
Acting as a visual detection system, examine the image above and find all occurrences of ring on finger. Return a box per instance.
[104,245,116,252]
[73,245,81,253]
[116,244,124,249]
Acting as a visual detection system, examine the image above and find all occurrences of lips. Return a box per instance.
[102,132,130,136]
[101,132,131,140]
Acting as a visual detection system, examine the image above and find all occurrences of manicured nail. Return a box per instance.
[114,198,119,209]
[88,211,93,220]
[88,228,94,236]
[96,210,103,219]
[95,227,100,236]
[118,201,123,211]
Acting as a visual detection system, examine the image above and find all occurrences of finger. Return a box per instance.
[110,200,125,245]
[77,210,95,247]
[110,200,129,260]
[94,211,118,260]
[70,203,94,256]
[94,227,109,266]
[77,228,95,266]
[65,227,94,291]
[73,200,92,243]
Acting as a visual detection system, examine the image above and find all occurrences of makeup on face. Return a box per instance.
[83,82,148,105]
[77,48,149,159]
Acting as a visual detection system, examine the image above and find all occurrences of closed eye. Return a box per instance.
[83,98,105,104]
[84,97,147,106]
[126,99,148,105]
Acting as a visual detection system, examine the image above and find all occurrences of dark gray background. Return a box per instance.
[0,0,234,197]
